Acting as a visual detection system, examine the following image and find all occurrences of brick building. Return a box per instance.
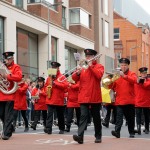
[0,0,114,78]
[114,11,150,74]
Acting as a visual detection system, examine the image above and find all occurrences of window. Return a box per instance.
[115,52,121,68]
[17,28,38,79]
[104,21,109,48]
[28,0,40,3]
[65,46,77,73]
[16,0,23,8]
[104,0,108,16]
[51,36,57,61]
[105,56,114,73]
[114,28,120,40]
[0,17,4,56]
[70,8,91,28]
[62,6,66,29]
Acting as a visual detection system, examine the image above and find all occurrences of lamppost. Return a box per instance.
[129,46,140,70]
[41,0,63,69]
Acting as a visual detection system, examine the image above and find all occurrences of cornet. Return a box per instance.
[57,53,102,82]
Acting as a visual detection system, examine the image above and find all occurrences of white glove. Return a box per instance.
[119,71,124,77]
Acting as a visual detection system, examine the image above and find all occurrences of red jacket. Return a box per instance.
[31,86,47,110]
[72,61,104,104]
[45,70,68,106]
[14,82,28,110]
[0,61,22,101]
[67,81,80,108]
[134,78,150,107]
[110,70,137,105]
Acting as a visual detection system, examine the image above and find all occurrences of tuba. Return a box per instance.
[102,69,120,89]
[0,60,18,94]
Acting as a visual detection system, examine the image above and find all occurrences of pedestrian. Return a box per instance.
[72,48,104,144]
[31,76,47,130]
[110,58,137,138]
[44,62,67,134]
[134,67,150,134]
[0,51,22,140]
[13,76,29,132]
[65,80,80,132]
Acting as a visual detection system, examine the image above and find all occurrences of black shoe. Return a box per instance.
[111,130,120,138]
[1,135,10,140]
[102,122,109,128]
[59,130,64,134]
[44,128,52,134]
[95,137,102,143]
[30,125,36,130]
[145,129,149,134]
[24,127,29,132]
[73,135,83,144]
[129,133,135,138]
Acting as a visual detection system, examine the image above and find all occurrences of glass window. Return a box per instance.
[0,17,4,56]
[101,18,104,46]
[17,28,38,79]
[70,9,80,24]
[51,36,57,61]
[114,28,120,40]
[28,0,40,3]
[70,8,91,28]
[62,6,66,29]
[65,46,77,73]
[16,0,23,8]
[104,21,109,48]
[105,55,114,73]
[104,0,108,16]
[115,52,121,68]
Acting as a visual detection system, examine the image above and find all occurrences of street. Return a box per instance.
[0,122,150,150]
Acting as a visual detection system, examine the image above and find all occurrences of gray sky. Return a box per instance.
[134,0,150,15]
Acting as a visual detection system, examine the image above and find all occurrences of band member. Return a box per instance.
[13,76,29,132]
[31,77,47,130]
[110,58,137,138]
[0,51,22,140]
[65,80,80,132]
[72,49,104,144]
[44,62,67,134]
[134,67,150,134]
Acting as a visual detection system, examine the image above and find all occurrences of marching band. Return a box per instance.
[0,50,150,144]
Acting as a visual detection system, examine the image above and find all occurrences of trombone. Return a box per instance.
[57,53,102,83]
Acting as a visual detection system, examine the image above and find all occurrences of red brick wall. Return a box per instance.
[114,12,142,74]
[27,3,62,26]
[69,0,94,41]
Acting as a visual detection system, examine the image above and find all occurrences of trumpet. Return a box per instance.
[57,53,102,82]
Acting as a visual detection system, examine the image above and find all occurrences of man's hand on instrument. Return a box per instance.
[76,65,82,75]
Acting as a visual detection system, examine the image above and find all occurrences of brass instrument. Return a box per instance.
[57,53,102,82]
[102,69,120,89]
[0,60,18,94]
[47,68,57,98]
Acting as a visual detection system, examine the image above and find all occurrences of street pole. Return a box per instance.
[47,3,50,69]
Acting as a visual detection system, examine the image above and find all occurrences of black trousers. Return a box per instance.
[136,107,150,130]
[104,104,116,124]
[0,101,14,137]
[13,110,29,128]
[115,105,135,134]
[78,103,102,138]
[32,110,47,127]
[46,105,65,132]
[66,107,80,127]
